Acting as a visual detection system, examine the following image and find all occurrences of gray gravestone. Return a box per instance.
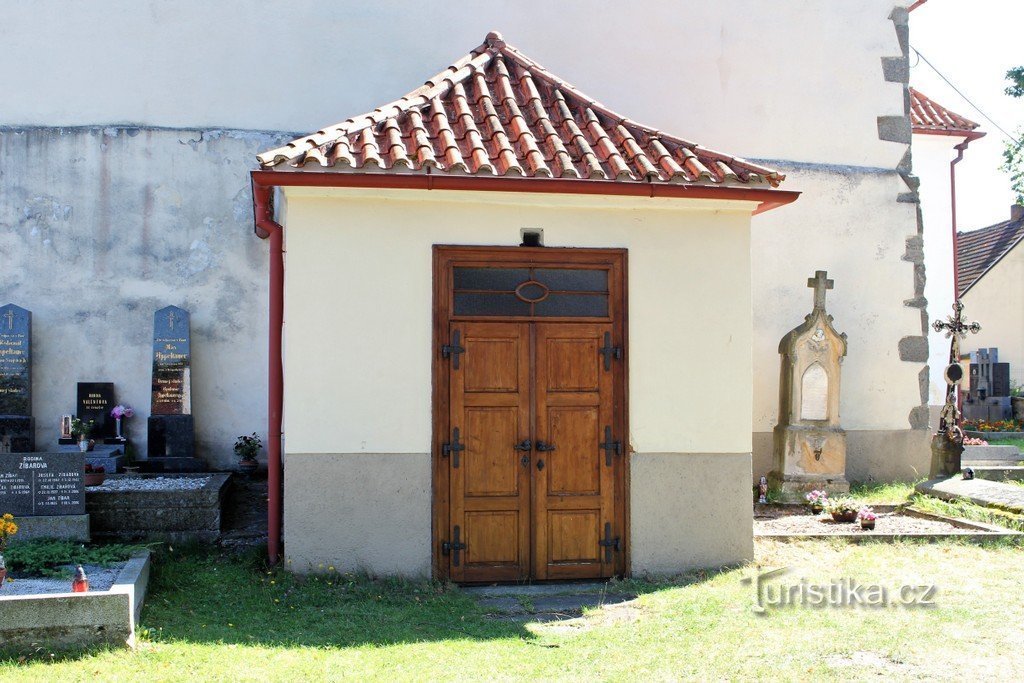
[0,304,34,453]
[147,306,201,469]
[0,452,85,516]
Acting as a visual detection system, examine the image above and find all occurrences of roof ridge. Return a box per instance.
[257,31,785,187]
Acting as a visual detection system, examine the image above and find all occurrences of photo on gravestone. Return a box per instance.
[147,306,199,468]
[0,304,34,453]
[77,382,117,439]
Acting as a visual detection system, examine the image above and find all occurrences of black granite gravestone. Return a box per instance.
[0,452,85,516]
[77,382,117,439]
[0,303,34,453]
[147,306,202,470]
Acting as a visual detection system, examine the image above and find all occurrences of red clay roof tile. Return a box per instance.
[257,32,784,188]
[957,214,1024,296]
[910,88,980,135]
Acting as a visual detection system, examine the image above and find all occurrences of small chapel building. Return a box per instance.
[252,32,798,580]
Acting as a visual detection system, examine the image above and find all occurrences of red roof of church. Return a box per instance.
[258,32,784,188]
[910,88,981,135]
[957,211,1024,296]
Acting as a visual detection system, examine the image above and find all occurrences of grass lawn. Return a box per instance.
[988,437,1024,450]
[3,537,1023,681]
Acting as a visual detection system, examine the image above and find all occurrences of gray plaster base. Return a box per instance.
[0,550,151,651]
[754,428,931,484]
[14,514,90,542]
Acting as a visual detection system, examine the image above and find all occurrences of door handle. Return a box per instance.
[536,459,545,471]
[536,441,556,452]
[513,439,532,452]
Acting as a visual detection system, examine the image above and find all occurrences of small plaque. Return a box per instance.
[77,382,117,439]
[800,363,829,421]
[0,452,85,516]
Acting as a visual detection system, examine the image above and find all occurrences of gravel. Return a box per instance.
[755,508,994,536]
[0,563,123,597]
[89,475,211,492]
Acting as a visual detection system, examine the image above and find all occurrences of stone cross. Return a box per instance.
[807,270,833,310]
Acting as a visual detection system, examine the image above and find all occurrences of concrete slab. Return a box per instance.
[465,584,638,622]
[0,549,151,651]
[970,466,1024,482]
[14,514,90,542]
[963,444,1021,464]
[916,477,1024,514]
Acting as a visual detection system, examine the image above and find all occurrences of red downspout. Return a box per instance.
[253,178,284,565]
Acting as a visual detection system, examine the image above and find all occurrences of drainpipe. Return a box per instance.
[252,178,284,565]
[950,131,985,298]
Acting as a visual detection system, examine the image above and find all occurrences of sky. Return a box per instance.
[911,0,1024,231]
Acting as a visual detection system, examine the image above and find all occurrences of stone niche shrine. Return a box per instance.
[769,271,849,501]
[147,305,203,471]
[0,304,33,453]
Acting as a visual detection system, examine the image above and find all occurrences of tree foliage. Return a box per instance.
[1001,66,1024,205]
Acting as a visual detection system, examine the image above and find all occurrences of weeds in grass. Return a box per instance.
[909,493,1024,533]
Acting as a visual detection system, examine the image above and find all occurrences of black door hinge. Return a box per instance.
[600,426,621,466]
[598,522,621,564]
[442,427,465,468]
[442,525,468,567]
[442,329,465,369]
[599,332,621,371]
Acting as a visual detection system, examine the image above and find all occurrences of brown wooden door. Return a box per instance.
[533,323,618,580]
[447,321,532,582]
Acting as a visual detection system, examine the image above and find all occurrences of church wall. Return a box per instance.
[0,127,291,466]
[280,187,757,575]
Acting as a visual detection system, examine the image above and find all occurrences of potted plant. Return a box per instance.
[109,404,135,439]
[70,417,95,452]
[825,497,859,523]
[0,513,18,589]
[83,463,106,487]
[235,432,262,477]
[858,506,877,530]
[805,489,828,514]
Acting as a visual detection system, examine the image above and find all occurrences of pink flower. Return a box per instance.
[110,404,134,420]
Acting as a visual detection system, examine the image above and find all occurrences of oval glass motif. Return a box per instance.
[514,280,550,303]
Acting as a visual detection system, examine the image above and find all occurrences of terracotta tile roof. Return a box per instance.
[257,32,784,187]
[957,213,1024,296]
[910,88,980,135]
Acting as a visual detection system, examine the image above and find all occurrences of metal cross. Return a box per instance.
[167,309,178,330]
[932,301,981,440]
[807,270,834,310]
[3,309,13,330]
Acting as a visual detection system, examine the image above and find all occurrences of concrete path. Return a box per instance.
[462,582,638,622]
[917,477,1024,514]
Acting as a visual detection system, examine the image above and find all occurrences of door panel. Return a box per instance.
[449,322,531,582]
[533,323,618,580]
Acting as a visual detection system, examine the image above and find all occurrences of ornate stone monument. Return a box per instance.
[769,271,849,501]
[147,306,203,471]
[0,304,33,453]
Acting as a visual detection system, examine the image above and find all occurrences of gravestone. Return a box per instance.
[147,306,203,471]
[0,452,89,540]
[56,382,128,471]
[768,271,850,501]
[0,304,34,453]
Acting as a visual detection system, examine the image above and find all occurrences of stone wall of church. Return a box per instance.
[0,127,291,466]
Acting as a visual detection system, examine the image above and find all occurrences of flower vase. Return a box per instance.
[115,418,122,439]
[860,519,875,530]
[78,439,89,453]
[0,553,6,588]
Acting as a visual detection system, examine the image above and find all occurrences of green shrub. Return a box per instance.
[3,539,144,577]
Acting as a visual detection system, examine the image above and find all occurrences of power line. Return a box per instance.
[911,45,1022,146]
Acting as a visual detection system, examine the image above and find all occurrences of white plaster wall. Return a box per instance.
[914,133,961,404]
[0,128,290,465]
[2,0,907,168]
[963,245,1024,389]
[281,188,754,456]
[751,165,924,433]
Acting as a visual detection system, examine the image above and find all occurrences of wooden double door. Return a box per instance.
[433,247,626,583]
